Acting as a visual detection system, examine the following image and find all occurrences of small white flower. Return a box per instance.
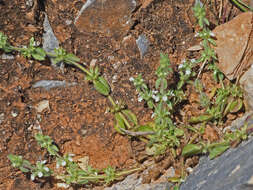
[129,77,134,82]
[185,69,191,75]
[154,96,160,102]
[162,95,168,102]
[57,183,70,189]
[178,64,183,69]
[61,160,66,166]
[38,171,43,178]
[138,96,143,102]
[194,32,199,37]
[68,157,73,162]
[41,160,47,164]
[69,153,75,157]
[56,162,60,169]
[210,32,215,37]
[31,174,35,181]
[191,59,196,63]
[151,112,156,118]
[152,90,158,94]
[44,167,49,172]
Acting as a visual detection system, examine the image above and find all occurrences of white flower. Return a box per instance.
[178,64,183,69]
[210,32,215,37]
[31,174,35,181]
[57,183,70,189]
[191,59,196,63]
[44,167,49,172]
[41,160,47,164]
[38,171,43,178]
[129,77,134,82]
[56,162,60,169]
[185,69,191,75]
[151,112,156,118]
[162,95,168,102]
[68,157,73,162]
[152,95,159,102]
[194,32,199,37]
[61,160,66,166]
[152,90,158,94]
[138,96,143,102]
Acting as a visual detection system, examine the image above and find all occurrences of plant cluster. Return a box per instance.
[129,54,196,155]
[8,133,143,187]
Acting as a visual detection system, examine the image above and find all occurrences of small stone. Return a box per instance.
[35,100,50,113]
[90,59,97,68]
[136,34,150,58]
[0,113,5,124]
[32,80,76,90]
[1,53,14,60]
[11,110,19,118]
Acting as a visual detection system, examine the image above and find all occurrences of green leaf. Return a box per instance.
[136,123,154,132]
[209,144,230,159]
[174,128,184,137]
[155,78,161,89]
[65,53,80,63]
[19,166,30,173]
[114,113,125,133]
[189,114,213,124]
[229,99,243,113]
[182,144,203,157]
[121,110,138,127]
[32,48,46,61]
[93,76,110,96]
[147,100,154,109]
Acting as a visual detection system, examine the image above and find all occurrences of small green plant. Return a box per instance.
[129,54,196,155]
[182,123,250,159]
[8,133,144,186]
[190,83,244,124]
[193,0,224,82]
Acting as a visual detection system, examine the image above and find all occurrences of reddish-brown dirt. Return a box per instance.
[0,0,245,189]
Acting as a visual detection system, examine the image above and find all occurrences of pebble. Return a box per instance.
[0,113,5,124]
[32,80,76,91]
[35,100,50,113]
[136,34,150,58]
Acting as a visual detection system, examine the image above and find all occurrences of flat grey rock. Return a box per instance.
[180,137,253,190]
[32,80,76,91]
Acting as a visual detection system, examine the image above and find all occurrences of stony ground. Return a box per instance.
[0,0,251,189]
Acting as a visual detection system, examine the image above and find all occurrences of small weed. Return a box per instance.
[190,83,244,124]
[8,133,144,186]
[182,123,251,159]
[130,54,195,155]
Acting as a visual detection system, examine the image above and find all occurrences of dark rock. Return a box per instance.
[180,137,253,190]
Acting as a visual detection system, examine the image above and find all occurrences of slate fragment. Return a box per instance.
[75,0,136,39]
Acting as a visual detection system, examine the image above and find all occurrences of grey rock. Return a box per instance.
[104,173,171,190]
[1,53,14,60]
[43,14,59,53]
[180,137,253,190]
[104,174,142,190]
[0,113,5,124]
[136,34,149,58]
[74,0,96,24]
[32,80,76,91]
